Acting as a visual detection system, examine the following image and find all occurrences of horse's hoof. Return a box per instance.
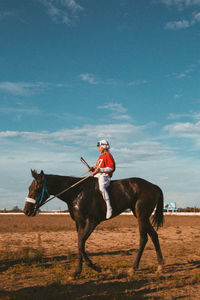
[156,264,164,274]
[127,267,136,278]
[72,270,81,278]
[93,264,101,273]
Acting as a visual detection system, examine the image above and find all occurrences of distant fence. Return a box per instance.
[1,212,200,216]
[164,212,200,216]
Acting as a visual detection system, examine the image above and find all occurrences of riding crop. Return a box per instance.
[80,157,91,169]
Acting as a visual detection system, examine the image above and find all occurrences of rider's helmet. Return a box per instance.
[97,140,110,150]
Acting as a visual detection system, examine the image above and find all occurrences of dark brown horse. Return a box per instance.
[23,170,164,276]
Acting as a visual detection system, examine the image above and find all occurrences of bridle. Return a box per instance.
[25,178,50,211]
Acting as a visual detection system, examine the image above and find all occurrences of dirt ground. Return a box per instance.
[0,214,200,299]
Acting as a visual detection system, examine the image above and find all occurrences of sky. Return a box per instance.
[0,0,200,210]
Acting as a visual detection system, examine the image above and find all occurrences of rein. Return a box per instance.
[26,174,91,209]
[40,174,91,207]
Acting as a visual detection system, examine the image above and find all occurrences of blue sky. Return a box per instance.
[1,0,200,210]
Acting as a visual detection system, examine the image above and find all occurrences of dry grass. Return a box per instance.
[0,215,200,299]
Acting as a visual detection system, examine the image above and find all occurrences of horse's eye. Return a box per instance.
[35,186,42,193]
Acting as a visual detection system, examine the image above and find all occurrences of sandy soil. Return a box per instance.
[0,215,200,299]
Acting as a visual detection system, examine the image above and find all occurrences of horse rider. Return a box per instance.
[89,140,116,219]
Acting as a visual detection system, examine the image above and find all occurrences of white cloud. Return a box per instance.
[172,63,196,78]
[0,81,70,96]
[44,1,70,24]
[165,19,190,29]
[160,0,200,9]
[0,81,47,96]
[168,111,200,120]
[63,0,83,12]
[111,114,132,120]
[114,140,173,164]
[191,11,200,23]
[0,123,142,145]
[97,102,132,121]
[165,12,200,30]
[161,0,200,29]
[41,0,83,25]
[128,80,147,86]
[0,131,20,138]
[168,112,191,119]
[55,83,70,87]
[174,93,183,99]
[79,73,121,86]
[164,121,200,143]
[176,73,186,78]
[0,11,16,20]
[0,106,40,115]
[79,73,100,85]
[97,103,127,113]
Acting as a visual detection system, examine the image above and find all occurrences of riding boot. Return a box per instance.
[105,199,112,219]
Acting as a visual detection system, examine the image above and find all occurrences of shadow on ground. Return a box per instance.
[0,262,196,300]
[0,248,137,273]
[0,278,165,300]
[1,253,199,299]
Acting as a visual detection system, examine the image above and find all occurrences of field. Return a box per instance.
[0,215,200,299]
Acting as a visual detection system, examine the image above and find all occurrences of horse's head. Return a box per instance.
[23,170,49,216]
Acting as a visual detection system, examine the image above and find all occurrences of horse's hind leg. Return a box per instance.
[73,218,99,277]
[133,217,148,270]
[147,221,164,271]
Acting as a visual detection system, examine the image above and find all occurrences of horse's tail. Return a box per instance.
[152,187,164,230]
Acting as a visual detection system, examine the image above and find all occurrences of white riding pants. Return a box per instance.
[95,173,111,201]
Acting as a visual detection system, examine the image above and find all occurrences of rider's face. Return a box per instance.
[98,146,104,153]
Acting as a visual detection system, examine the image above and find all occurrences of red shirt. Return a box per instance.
[94,152,115,177]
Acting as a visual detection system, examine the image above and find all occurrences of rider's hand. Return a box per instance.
[95,167,100,173]
[88,167,95,172]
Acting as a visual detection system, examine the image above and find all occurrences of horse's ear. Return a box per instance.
[31,169,38,179]
[40,170,45,181]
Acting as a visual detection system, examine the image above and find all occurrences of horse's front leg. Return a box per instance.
[73,218,100,277]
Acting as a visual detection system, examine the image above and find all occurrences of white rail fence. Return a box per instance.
[1,212,200,216]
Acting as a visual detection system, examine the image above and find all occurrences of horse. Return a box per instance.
[23,169,164,277]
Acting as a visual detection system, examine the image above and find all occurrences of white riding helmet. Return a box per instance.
[97,139,110,150]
